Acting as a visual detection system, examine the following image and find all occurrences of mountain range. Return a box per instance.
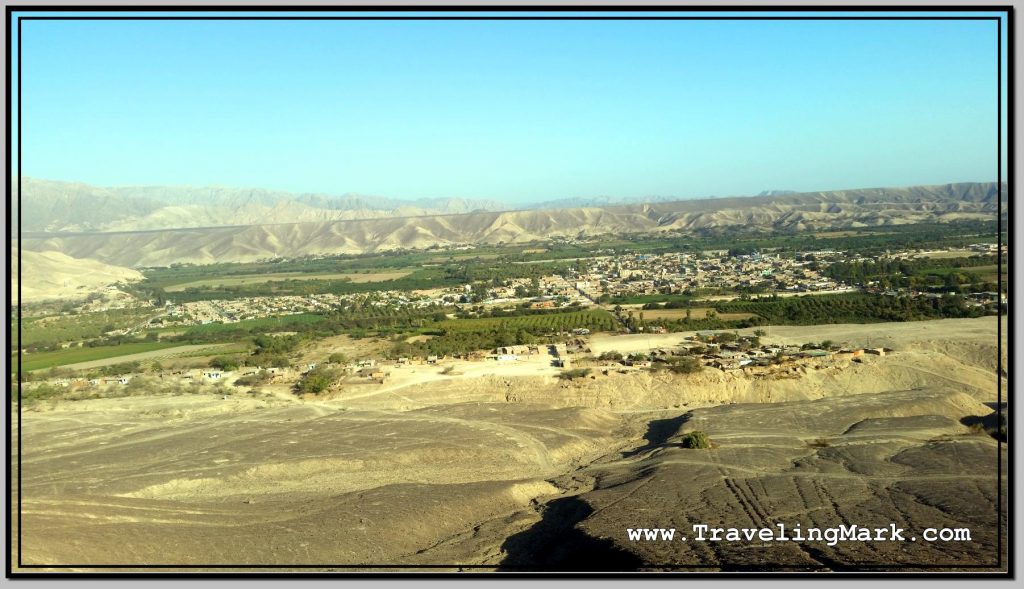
[15,180,1004,268]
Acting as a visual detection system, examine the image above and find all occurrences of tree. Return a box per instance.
[210,356,240,371]
[296,366,342,395]
[667,357,702,374]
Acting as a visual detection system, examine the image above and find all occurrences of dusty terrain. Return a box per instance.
[11,317,1007,571]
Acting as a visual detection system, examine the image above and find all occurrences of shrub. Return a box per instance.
[558,368,591,380]
[295,366,342,395]
[598,351,623,362]
[234,370,272,387]
[679,431,711,449]
[667,357,702,374]
[22,383,65,404]
[210,356,240,371]
[327,352,348,364]
[716,331,738,343]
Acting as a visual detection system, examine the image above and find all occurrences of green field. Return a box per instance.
[17,341,183,372]
[923,264,1005,283]
[437,309,617,333]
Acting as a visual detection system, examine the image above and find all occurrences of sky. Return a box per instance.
[13,11,1009,205]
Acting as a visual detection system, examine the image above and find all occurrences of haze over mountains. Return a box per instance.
[16,179,1004,268]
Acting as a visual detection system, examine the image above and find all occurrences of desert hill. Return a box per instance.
[17,181,1004,267]
[11,250,143,302]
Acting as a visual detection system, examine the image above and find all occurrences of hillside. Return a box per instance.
[16,181,1004,267]
[11,250,144,302]
[15,317,1007,570]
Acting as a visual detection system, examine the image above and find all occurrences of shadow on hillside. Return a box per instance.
[497,496,645,572]
[622,413,691,457]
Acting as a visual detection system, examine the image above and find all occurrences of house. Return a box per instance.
[426,355,439,364]
[358,367,385,379]
[204,371,222,380]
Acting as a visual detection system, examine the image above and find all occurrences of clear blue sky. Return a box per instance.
[14,11,1009,204]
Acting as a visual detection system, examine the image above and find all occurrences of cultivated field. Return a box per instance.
[630,307,758,321]
[164,270,415,291]
[21,342,236,372]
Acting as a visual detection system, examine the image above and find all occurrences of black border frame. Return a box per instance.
[4,4,1013,578]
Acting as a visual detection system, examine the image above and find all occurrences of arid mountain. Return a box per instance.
[17,181,1003,268]
[15,178,510,232]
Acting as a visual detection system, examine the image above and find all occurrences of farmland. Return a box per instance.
[164,270,415,292]
[18,341,185,372]
[637,307,758,321]
[436,309,617,334]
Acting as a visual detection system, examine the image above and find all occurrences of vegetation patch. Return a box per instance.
[679,431,712,449]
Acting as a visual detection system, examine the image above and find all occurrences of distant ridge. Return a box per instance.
[15,178,511,233]
[17,181,1004,268]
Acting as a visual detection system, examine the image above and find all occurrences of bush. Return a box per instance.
[22,383,65,404]
[210,356,240,371]
[558,368,591,380]
[295,366,342,395]
[667,357,702,374]
[598,351,623,362]
[679,431,711,449]
[327,352,348,364]
[234,370,272,387]
[716,331,737,343]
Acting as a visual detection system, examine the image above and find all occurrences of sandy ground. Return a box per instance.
[11,317,1007,572]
